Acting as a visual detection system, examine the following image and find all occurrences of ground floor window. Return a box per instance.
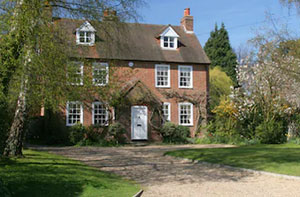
[66,101,83,126]
[92,102,109,126]
[178,103,193,126]
[162,102,171,122]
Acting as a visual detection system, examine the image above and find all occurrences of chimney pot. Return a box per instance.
[103,9,109,17]
[184,8,190,16]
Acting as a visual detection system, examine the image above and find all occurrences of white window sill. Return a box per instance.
[161,47,177,51]
[179,86,193,89]
[155,86,171,88]
[76,42,95,46]
[179,123,193,127]
[93,83,108,87]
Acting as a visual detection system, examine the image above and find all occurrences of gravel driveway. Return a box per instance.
[32,144,300,197]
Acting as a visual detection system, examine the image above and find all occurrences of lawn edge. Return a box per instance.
[164,155,300,181]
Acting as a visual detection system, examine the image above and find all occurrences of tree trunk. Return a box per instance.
[3,49,30,157]
[3,87,27,157]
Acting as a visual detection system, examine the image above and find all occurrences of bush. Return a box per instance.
[68,123,127,146]
[69,124,86,145]
[160,122,190,143]
[255,120,288,144]
[107,123,126,145]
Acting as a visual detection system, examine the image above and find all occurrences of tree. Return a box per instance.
[204,23,238,84]
[0,0,143,157]
[280,0,300,13]
[209,66,233,112]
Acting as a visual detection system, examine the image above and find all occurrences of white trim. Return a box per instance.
[163,102,171,121]
[155,64,171,88]
[182,25,194,34]
[66,101,83,126]
[92,101,109,126]
[92,62,109,86]
[131,106,148,140]
[178,65,193,89]
[160,26,180,38]
[178,102,193,126]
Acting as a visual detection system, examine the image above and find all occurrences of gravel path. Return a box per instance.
[32,144,300,197]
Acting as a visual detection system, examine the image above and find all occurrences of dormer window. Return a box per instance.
[160,26,179,50]
[76,21,96,46]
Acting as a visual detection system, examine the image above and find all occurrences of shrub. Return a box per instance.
[255,120,288,144]
[69,124,86,145]
[68,123,127,146]
[107,123,126,145]
[160,122,190,143]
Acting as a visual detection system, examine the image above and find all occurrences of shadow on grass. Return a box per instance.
[0,150,139,197]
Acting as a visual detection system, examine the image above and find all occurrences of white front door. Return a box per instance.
[131,106,148,140]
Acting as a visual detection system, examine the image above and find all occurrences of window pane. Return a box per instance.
[67,102,82,126]
[156,65,169,87]
[68,62,83,85]
[93,63,108,85]
[179,104,192,125]
[93,103,108,125]
[179,67,192,87]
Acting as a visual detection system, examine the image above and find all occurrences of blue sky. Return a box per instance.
[138,0,300,49]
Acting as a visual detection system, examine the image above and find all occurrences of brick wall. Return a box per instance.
[64,60,209,138]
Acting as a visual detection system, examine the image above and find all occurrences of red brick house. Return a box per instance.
[58,8,210,141]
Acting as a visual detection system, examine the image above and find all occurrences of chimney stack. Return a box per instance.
[181,8,194,33]
[103,9,117,20]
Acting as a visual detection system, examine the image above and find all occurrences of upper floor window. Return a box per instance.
[162,102,171,122]
[163,37,176,49]
[79,31,92,44]
[66,101,83,126]
[178,65,193,88]
[160,26,179,50]
[68,62,83,86]
[155,64,170,88]
[93,62,109,86]
[178,102,193,126]
[76,21,96,46]
[92,102,109,126]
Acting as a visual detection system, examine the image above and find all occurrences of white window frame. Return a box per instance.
[66,101,83,126]
[163,102,171,122]
[76,31,95,46]
[92,62,109,86]
[92,102,109,126]
[155,64,170,88]
[178,102,193,126]
[160,36,178,50]
[178,65,193,89]
[68,62,83,86]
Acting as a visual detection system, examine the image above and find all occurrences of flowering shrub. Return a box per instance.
[208,50,300,144]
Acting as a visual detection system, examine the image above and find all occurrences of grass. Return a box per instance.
[0,149,140,197]
[165,144,300,176]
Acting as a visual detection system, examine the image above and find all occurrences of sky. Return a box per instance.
[138,0,300,49]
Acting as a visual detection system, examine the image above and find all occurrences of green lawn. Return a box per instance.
[0,150,140,197]
[165,144,300,176]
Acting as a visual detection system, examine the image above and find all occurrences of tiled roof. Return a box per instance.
[55,18,210,64]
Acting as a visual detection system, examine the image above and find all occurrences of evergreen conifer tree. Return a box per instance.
[204,23,237,84]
